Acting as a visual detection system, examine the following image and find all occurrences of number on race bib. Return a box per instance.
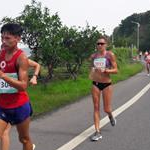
[0,73,18,94]
[93,58,106,71]
[1,81,9,88]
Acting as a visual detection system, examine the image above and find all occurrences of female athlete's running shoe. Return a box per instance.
[109,116,117,126]
[90,131,102,141]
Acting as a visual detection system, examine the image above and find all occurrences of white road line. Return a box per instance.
[56,82,150,150]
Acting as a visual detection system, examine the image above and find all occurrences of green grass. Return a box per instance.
[28,62,143,117]
[111,62,143,83]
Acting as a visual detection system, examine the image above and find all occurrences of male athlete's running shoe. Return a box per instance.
[90,131,102,141]
[33,144,36,150]
[109,116,117,126]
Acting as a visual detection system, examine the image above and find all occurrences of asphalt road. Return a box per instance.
[10,71,150,150]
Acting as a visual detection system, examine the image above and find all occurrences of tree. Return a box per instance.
[1,0,63,79]
[113,11,150,51]
[59,24,100,80]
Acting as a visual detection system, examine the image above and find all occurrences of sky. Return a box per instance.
[0,0,150,36]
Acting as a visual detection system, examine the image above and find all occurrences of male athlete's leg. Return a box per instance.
[16,117,33,150]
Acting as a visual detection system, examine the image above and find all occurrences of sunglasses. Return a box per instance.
[97,42,106,45]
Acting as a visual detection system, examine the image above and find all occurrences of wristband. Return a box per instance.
[33,74,38,78]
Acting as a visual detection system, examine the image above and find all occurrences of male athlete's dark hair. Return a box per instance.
[1,23,23,36]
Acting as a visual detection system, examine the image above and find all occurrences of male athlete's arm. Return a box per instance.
[0,53,29,91]
[28,59,40,85]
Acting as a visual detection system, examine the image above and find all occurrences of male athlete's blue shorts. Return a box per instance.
[0,102,33,125]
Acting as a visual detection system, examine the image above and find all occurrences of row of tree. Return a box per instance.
[0,0,108,80]
[112,10,150,51]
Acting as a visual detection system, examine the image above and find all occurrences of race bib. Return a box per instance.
[0,73,18,94]
[93,58,106,70]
